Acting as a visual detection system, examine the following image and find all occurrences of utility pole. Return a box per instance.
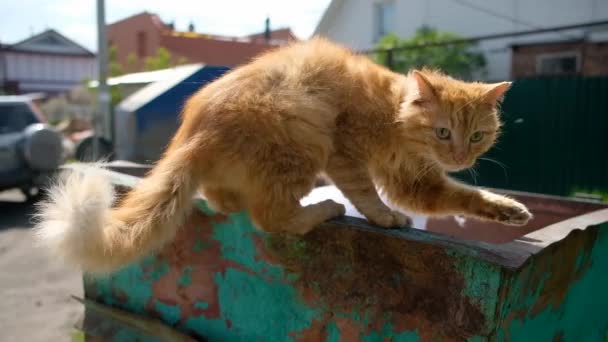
[94,0,110,160]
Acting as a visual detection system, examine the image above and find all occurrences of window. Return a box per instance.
[0,103,38,134]
[137,31,147,58]
[375,1,396,41]
[536,52,580,75]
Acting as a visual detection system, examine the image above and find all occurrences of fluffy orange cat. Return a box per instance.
[36,38,531,273]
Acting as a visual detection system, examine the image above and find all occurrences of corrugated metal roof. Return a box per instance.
[89,63,204,88]
[116,64,203,112]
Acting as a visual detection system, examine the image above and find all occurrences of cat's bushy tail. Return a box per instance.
[34,141,200,274]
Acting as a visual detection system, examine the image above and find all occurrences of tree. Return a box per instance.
[374,27,486,79]
[144,47,173,71]
[108,44,124,77]
[126,53,138,71]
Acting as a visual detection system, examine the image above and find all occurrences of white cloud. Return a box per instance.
[0,0,330,50]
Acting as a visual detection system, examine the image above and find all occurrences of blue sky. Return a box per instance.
[0,0,331,51]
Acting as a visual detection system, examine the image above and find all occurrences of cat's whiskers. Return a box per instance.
[478,157,509,182]
[467,166,479,185]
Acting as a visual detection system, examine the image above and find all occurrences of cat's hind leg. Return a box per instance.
[201,187,245,213]
[250,196,345,235]
[246,172,345,235]
[326,155,411,228]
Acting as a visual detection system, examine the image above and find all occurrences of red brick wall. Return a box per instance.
[107,13,164,72]
[583,42,608,76]
[511,41,608,79]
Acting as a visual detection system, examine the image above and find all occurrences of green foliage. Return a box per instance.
[144,47,173,71]
[177,56,189,65]
[571,188,608,203]
[126,53,138,71]
[374,27,486,78]
[109,44,123,77]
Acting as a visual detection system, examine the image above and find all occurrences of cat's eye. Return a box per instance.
[470,131,484,143]
[435,127,451,140]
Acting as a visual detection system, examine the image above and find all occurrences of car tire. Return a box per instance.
[74,135,113,162]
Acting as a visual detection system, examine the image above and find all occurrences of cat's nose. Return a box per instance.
[453,152,466,164]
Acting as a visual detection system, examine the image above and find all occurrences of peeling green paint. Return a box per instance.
[83,193,608,341]
[85,255,170,315]
[194,200,215,215]
[211,212,269,275]
[498,224,608,341]
[326,322,340,342]
[178,266,193,287]
[214,268,319,341]
[361,322,419,342]
[154,300,181,326]
[454,254,501,335]
[184,315,227,341]
[194,301,209,310]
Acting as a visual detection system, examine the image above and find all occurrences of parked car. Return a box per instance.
[0,96,64,200]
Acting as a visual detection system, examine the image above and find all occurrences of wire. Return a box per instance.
[448,0,578,40]
[361,19,608,54]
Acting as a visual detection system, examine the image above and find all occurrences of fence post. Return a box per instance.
[386,48,394,70]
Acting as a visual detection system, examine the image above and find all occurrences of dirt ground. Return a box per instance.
[0,190,83,342]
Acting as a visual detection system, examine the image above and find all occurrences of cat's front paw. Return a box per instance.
[366,209,412,228]
[478,192,532,226]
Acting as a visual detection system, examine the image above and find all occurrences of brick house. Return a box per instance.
[107,12,297,72]
[511,39,608,78]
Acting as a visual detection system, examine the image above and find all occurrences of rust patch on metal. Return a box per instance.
[289,318,329,341]
[499,227,598,337]
[530,228,596,315]
[553,330,564,342]
[515,228,596,318]
[145,209,254,324]
[79,297,196,341]
[263,224,486,340]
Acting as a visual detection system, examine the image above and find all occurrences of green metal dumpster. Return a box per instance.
[73,167,608,341]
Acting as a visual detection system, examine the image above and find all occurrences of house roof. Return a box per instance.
[109,11,170,31]
[313,0,345,36]
[117,64,205,113]
[106,11,291,67]
[89,64,206,88]
[248,28,299,42]
[160,33,278,66]
[5,29,94,56]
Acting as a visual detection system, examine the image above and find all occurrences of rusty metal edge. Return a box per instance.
[497,187,608,206]
[61,163,608,270]
[72,296,197,342]
[514,208,608,249]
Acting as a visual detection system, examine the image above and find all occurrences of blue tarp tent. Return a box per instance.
[114,64,229,162]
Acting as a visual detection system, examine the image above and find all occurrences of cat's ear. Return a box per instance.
[483,82,512,106]
[406,70,436,104]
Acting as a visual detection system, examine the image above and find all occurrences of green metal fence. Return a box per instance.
[457,76,608,197]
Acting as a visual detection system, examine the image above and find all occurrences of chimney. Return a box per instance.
[188,22,195,32]
[264,17,271,43]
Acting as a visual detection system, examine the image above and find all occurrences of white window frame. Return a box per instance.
[535,51,581,75]
[374,0,396,42]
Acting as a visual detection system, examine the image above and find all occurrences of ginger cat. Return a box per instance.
[36,38,531,273]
